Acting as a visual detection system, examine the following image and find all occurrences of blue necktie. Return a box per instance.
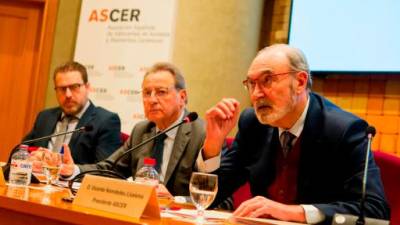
[151,133,168,172]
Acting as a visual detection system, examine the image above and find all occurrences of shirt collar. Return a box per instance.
[278,95,310,138]
[155,109,185,139]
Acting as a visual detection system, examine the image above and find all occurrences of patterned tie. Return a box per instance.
[151,132,168,172]
[52,116,72,152]
[280,131,295,157]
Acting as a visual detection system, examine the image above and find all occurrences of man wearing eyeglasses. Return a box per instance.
[17,61,122,164]
[60,62,206,196]
[203,44,389,224]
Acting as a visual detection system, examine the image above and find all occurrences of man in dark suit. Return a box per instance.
[203,44,390,224]
[20,61,122,164]
[61,62,205,196]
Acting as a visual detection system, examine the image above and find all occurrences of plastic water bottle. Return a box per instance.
[9,144,32,186]
[134,157,159,186]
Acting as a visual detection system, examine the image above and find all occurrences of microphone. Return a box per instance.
[21,125,93,145]
[332,126,388,225]
[111,112,198,170]
[3,125,93,183]
[68,112,198,194]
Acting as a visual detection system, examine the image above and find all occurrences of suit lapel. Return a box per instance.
[40,109,62,147]
[135,126,157,171]
[163,122,191,184]
[252,127,279,194]
[69,103,95,157]
[297,93,324,197]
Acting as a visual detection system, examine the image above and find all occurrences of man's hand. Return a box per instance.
[203,98,240,159]
[233,196,306,223]
[60,144,75,177]
[29,147,48,173]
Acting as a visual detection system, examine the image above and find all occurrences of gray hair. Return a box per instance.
[258,44,312,90]
[144,62,186,90]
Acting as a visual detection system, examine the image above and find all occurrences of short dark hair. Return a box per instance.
[144,62,186,90]
[53,61,88,83]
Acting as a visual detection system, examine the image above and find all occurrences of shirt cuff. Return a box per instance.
[196,149,221,173]
[61,165,81,180]
[301,205,326,224]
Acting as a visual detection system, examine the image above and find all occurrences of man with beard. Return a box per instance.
[202,44,389,224]
[15,61,122,164]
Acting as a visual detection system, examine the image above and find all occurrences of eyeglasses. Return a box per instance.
[242,71,297,92]
[54,83,84,94]
[142,86,176,99]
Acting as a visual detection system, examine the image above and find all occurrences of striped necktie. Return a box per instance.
[280,131,295,157]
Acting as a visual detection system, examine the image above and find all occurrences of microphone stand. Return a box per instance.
[68,113,198,195]
[356,131,373,225]
[332,126,389,225]
[21,126,89,145]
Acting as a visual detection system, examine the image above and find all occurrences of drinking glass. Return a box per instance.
[42,152,62,192]
[189,172,218,224]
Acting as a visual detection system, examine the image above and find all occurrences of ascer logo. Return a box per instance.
[89,8,140,22]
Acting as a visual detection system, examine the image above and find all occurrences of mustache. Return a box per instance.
[254,99,272,109]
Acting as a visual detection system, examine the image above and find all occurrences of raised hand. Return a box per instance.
[60,144,75,177]
[203,98,240,159]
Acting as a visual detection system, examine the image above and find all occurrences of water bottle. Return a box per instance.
[9,144,32,186]
[134,157,159,186]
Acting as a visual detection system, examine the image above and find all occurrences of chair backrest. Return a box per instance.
[373,151,400,225]
[120,132,130,143]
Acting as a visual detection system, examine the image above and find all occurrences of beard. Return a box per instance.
[62,101,84,116]
[254,86,297,126]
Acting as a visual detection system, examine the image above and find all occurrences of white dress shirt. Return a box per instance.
[48,101,90,151]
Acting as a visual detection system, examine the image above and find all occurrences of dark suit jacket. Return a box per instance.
[22,102,122,164]
[79,114,205,196]
[215,93,390,224]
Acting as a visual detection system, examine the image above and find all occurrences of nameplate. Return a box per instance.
[73,175,160,220]
[0,167,6,186]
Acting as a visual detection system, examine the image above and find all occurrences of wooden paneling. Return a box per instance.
[316,76,400,155]
[265,0,400,156]
[0,0,58,161]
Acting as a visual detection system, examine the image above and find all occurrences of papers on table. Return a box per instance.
[162,208,231,220]
[162,209,308,225]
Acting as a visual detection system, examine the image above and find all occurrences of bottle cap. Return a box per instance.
[19,144,29,149]
[143,157,156,166]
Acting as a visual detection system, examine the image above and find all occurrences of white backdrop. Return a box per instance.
[74,0,177,132]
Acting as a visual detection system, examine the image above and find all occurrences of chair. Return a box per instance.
[373,151,400,225]
[120,132,130,143]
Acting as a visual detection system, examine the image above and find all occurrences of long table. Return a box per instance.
[0,183,199,225]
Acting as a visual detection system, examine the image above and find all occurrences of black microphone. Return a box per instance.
[68,112,198,194]
[111,112,198,170]
[21,125,93,145]
[332,126,389,225]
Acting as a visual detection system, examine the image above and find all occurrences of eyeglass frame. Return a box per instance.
[141,85,180,100]
[242,70,299,92]
[54,83,85,94]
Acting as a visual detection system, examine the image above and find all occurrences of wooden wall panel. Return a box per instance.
[0,0,58,161]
